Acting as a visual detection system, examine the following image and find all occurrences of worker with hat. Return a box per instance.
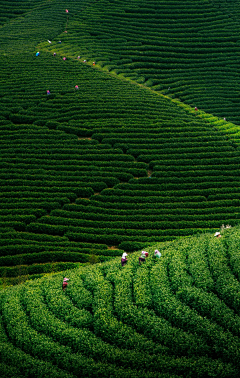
[62,277,70,291]
[139,251,148,265]
[154,249,161,258]
[121,252,128,267]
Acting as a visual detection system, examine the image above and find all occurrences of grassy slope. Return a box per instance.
[1,226,240,377]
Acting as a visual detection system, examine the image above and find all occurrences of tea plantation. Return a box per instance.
[1,227,240,377]
[2,0,240,282]
[1,0,240,376]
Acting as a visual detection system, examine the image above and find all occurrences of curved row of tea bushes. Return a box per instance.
[0,250,114,268]
[49,208,239,223]
[0,261,80,278]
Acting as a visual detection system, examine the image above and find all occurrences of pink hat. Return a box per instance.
[63,277,69,281]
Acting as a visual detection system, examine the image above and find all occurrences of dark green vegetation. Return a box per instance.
[1,227,240,377]
[1,0,240,281]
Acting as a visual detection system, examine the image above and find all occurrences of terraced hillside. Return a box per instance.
[1,227,240,377]
[40,0,240,125]
[1,0,240,280]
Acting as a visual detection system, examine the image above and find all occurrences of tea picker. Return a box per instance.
[121,252,128,267]
[139,251,148,265]
[154,249,161,258]
[62,277,70,291]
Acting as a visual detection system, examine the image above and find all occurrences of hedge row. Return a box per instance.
[62,203,240,216]
[0,232,109,250]
[74,197,240,210]
[2,157,146,169]
[49,208,240,223]
[0,262,79,277]
[35,215,233,231]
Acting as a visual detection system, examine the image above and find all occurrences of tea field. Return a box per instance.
[39,0,240,126]
[2,0,240,376]
[1,227,240,377]
[1,0,240,280]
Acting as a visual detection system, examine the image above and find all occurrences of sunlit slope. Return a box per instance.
[1,227,240,377]
[42,0,240,125]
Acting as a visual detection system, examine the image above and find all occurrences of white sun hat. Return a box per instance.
[214,232,220,236]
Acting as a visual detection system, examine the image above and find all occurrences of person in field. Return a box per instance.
[154,249,161,259]
[36,51,40,56]
[47,90,50,95]
[62,277,69,290]
[53,52,56,56]
[214,232,221,238]
[195,107,198,111]
[75,85,79,90]
[139,251,148,265]
[63,57,66,61]
[121,252,128,267]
